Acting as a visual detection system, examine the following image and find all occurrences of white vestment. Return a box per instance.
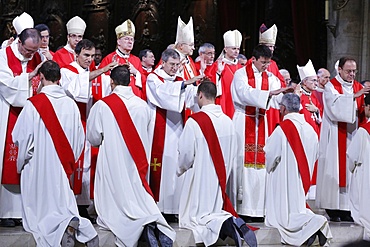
[316,75,359,210]
[347,122,370,240]
[0,41,35,218]
[60,62,111,205]
[146,66,197,213]
[87,86,175,247]
[264,113,332,246]
[12,85,97,246]
[177,104,238,246]
[231,64,281,217]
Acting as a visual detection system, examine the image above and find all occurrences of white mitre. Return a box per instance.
[13,12,34,35]
[259,24,277,45]
[223,30,242,47]
[66,16,86,35]
[175,16,194,44]
[297,59,316,81]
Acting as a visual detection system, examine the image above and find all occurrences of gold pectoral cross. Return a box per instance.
[150,158,161,171]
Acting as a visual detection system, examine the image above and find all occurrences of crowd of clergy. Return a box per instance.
[0,11,370,247]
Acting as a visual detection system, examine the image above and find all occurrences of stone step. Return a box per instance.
[0,221,363,247]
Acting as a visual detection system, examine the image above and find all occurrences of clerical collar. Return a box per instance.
[335,74,353,87]
[222,55,238,65]
[301,86,312,96]
[116,49,130,58]
[142,65,152,72]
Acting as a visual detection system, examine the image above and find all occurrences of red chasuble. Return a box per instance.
[181,56,199,121]
[243,61,269,168]
[102,94,154,197]
[1,46,41,185]
[149,72,184,201]
[207,61,242,119]
[299,92,322,137]
[331,78,364,188]
[99,51,147,101]
[53,47,75,68]
[28,94,80,194]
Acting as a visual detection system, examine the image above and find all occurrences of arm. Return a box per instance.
[346,128,366,172]
[177,119,196,176]
[86,102,104,147]
[263,127,283,173]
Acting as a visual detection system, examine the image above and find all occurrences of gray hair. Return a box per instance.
[161,48,180,62]
[198,43,215,54]
[280,93,300,113]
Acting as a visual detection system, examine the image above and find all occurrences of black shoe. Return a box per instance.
[0,219,15,227]
[220,217,242,247]
[142,223,159,247]
[306,233,316,246]
[329,216,341,222]
[78,205,96,224]
[317,230,327,246]
[157,230,173,247]
[232,217,257,247]
[340,215,354,222]
[162,214,178,223]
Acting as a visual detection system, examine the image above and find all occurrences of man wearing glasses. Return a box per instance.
[316,57,370,223]
[53,16,86,68]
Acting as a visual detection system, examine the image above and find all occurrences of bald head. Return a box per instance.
[317,68,330,88]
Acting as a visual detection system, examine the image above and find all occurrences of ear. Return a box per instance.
[251,56,256,62]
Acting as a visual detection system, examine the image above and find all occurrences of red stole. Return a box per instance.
[182,56,199,121]
[1,46,41,185]
[102,94,154,197]
[280,119,311,195]
[299,93,322,137]
[28,93,81,194]
[331,78,364,187]
[190,112,238,216]
[149,72,183,201]
[53,47,75,68]
[244,61,269,167]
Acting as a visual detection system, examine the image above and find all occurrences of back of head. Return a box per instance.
[75,39,95,55]
[365,94,370,106]
[252,44,272,60]
[110,65,130,86]
[280,93,300,113]
[18,28,41,44]
[39,60,61,82]
[161,48,180,62]
[34,24,50,33]
[197,81,217,100]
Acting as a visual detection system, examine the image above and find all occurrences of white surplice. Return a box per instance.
[87,86,175,247]
[0,41,35,218]
[177,104,238,246]
[231,64,281,217]
[146,66,197,214]
[347,122,370,240]
[12,85,97,246]
[264,113,332,246]
[60,62,111,205]
[316,75,359,211]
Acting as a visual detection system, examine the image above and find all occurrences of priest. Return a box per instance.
[264,93,332,246]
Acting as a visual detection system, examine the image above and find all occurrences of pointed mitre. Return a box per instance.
[175,16,194,44]
[66,16,86,35]
[115,19,135,38]
[12,12,34,35]
[297,59,316,81]
[259,24,277,45]
[223,30,242,47]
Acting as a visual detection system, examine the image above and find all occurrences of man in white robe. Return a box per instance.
[264,93,332,246]
[146,48,203,215]
[0,28,43,227]
[12,61,98,247]
[347,94,370,240]
[60,39,116,221]
[231,45,291,220]
[87,65,175,247]
[316,57,370,222]
[177,81,257,247]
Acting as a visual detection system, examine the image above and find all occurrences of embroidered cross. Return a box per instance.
[150,158,161,172]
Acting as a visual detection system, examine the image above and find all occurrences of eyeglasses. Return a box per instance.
[20,42,38,54]
[69,34,83,39]
[343,69,358,74]
[165,61,180,68]
[308,79,318,83]
[121,36,134,42]
[204,52,215,56]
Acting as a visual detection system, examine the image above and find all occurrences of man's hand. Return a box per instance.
[305,99,319,113]
[29,61,46,80]
[128,62,138,76]
[184,74,205,86]
[217,58,225,75]
[102,61,118,73]
[5,37,14,47]
[269,86,294,97]
[354,86,370,98]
